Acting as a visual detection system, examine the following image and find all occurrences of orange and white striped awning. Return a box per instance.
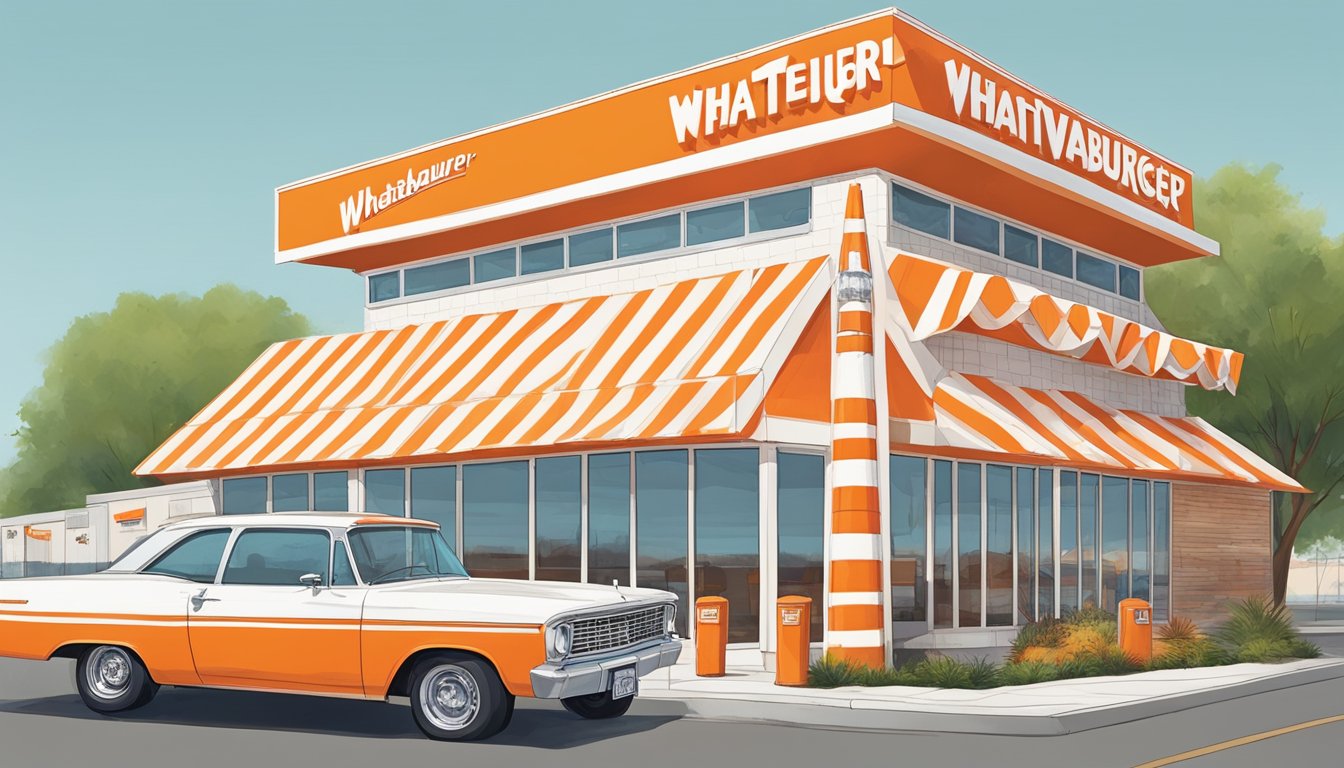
[910,371,1302,491]
[136,257,832,478]
[886,251,1243,393]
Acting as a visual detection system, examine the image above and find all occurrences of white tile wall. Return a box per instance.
[926,332,1187,417]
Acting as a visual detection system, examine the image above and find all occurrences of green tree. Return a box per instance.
[0,285,312,517]
[1147,164,1344,605]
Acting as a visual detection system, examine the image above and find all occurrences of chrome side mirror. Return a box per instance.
[299,572,324,593]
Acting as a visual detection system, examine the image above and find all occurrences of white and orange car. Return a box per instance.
[0,513,681,741]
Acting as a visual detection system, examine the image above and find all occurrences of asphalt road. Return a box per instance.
[1,648,1342,768]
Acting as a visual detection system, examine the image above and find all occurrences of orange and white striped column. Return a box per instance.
[826,183,886,668]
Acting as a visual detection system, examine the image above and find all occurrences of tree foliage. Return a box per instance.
[1146,164,1344,602]
[0,285,312,517]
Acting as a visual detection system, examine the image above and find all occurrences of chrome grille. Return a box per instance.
[570,606,667,656]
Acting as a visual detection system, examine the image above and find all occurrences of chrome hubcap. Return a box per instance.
[419,665,479,730]
[87,647,133,699]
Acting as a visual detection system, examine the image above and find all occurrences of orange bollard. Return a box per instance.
[1118,598,1153,665]
[695,596,729,677]
[775,596,812,687]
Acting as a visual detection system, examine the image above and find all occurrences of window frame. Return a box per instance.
[140,527,235,584]
[219,526,336,588]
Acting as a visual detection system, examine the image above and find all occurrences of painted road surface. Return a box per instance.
[2,649,1342,767]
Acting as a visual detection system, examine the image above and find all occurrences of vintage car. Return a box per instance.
[0,513,682,741]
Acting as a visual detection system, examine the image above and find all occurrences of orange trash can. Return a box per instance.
[1118,597,1153,664]
[775,596,812,687]
[695,596,729,677]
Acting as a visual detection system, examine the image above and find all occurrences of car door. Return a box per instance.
[187,526,365,695]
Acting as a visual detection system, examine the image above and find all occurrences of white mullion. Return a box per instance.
[1010,469,1019,626]
[455,464,464,556]
[628,453,637,591]
[925,458,934,632]
[686,450,696,643]
[528,458,537,581]
[951,461,959,629]
[580,454,589,583]
[760,445,776,653]
[980,463,987,629]
[1054,470,1062,618]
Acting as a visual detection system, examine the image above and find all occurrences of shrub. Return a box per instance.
[909,656,973,688]
[1157,616,1202,643]
[1149,636,1229,670]
[1057,645,1143,678]
[996,661,1060,686]
[1064,604,1114,628]
[1009,617,1065,662]
[1213,596,1320,661]
[808,654,869,688]
[964,657,1000,689]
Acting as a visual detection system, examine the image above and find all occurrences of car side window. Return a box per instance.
[222,529,330,586]
[143,529,232,583]
[332,540,358,587]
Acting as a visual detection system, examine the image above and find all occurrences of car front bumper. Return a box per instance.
[530,638,683,699]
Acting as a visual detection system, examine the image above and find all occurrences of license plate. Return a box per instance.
[611,666,638,700]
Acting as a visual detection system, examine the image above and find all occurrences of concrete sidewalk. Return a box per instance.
[637,656,1344,735]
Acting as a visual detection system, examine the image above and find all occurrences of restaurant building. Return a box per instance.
[126,9,1300,666]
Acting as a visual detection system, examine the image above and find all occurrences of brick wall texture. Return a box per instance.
[1170,481,1273,624]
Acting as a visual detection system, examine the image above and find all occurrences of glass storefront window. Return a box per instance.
[953,206,1001,255]
[892,183,951,239]
[1131,479,1150,602]
[535,456,581,582]
[932,460,953,628]
[686,201,745,246]
[222,477,267,515]
[568,227,613,267]
[779,452,825,642]
[587,452,630,588]
[411,466,456,551]
[1076,251,1117,293]
[889,455,927,623]
[957,462,982,628]
[694,448,760,644]
[985,465,1013,626]
[635,450,689,636]
[462,461,529,579]
[617,214,681,258]
[748,188,810,232]
[313,471,349,511]
[405,258,469,295]
[1041,238,1074,278]
[1037,468,1055,620]
[271,473,309,512]
[1003,224,1038,268]
[521,239,565,275]
[1101,476,1129,611]
[1153,482,1171,621]
[473,247,518,283]
[1015,467,1035,623]
[1058,471,1079,613]
[1079,473,1099,610]
[364,468,405,517]
[367,272,400,303]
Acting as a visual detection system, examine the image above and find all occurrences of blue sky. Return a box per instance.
[1,0,1341,468]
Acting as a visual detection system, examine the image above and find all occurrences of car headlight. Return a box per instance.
[664,604,676,636]
[552,623,572,658]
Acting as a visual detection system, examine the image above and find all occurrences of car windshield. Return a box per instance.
[347,526,468,585]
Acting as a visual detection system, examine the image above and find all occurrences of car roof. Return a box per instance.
[163,512,440,531]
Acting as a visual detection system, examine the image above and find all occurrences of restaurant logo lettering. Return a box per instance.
[338,151,478,235]
[668,35,901,145]
[943,60,1186,212]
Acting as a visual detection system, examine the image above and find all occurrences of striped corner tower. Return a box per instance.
[826,182,886,668]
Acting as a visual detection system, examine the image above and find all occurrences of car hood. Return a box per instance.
[361,578,675,626]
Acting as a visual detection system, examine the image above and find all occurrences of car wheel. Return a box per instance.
[75,646,159,714]
[409,656,512,741]
[561,690,634,720]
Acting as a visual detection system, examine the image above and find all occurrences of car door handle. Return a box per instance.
[191,590,221,611]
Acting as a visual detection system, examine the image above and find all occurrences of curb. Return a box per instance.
[637,660,1344,735]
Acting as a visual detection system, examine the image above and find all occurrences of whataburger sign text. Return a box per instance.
[282,14,1194,257]
[664,33,1187,215]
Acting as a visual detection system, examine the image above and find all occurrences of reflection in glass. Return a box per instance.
[535,456,581,582]
[1101,476,1129,611]
[1037,469,1055,620]
[1015,467,1035,623]
[1153,482,1171,621]
[364,469,405,517]
[617,215,681,258]
[748,188,811,232]
[889,456,927,623]
[568,228,613,267]
[892,184,950,239]
[1079,473,1099,609]
[779,453,825,642]
[368,272,400,303]
[986,465,1013,626]
[932,461,953,628]
[695,448,759,643]
[1058,471,1079,613]
[473,248,518,283]
[313,471,349,512]
[587,453,630,588]
[636,450,689,636]
[953,207,1000,255]
[1131,480,1150,602]
[405,259,469,295]
[411,466,456,551]
[957,463,982,628]
[521,239,565,275]
[222,477,267,515]
[462,461,529,579]
[686,202,745,246]
[271,473,309,513]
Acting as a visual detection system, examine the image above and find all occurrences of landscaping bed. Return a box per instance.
[809,597,1321,690]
